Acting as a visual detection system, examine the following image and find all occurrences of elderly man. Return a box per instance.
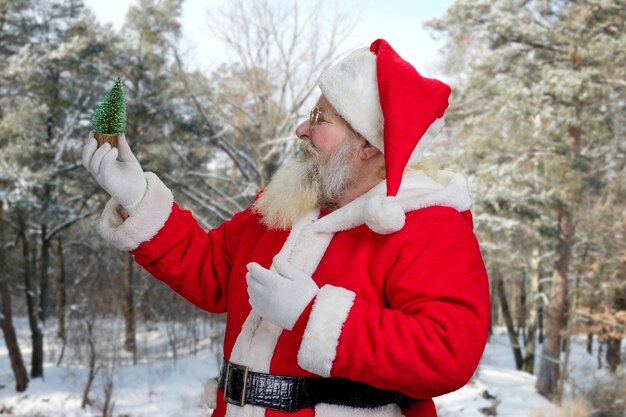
[82,39,490,417]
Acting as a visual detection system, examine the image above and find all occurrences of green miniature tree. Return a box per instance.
[91,77,126,148]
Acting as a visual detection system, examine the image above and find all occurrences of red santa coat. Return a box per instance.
[99,169,490,417]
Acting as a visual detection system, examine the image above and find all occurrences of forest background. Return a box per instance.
[0,0,624,416]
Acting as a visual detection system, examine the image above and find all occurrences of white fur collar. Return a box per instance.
[311,170,471,234]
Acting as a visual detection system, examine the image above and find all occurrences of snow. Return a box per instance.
[438,366,555,417]
[0,356,216,417]
[0,323,617,417]
[433,329,559,417]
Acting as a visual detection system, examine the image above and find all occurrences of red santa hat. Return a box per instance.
[318,39,451,234]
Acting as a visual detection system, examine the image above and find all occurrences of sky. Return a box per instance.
[83,0,454,77]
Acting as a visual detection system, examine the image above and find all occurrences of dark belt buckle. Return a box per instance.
[223,362,249,407]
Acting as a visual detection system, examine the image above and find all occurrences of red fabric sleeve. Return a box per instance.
[130,203,249,314]
[330,207,490,399]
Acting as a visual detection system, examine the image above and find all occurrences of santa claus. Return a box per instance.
[82,39,490,417]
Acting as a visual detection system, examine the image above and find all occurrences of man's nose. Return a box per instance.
[295,119,311,140]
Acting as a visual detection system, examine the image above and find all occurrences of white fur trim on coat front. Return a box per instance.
[311,169,471,235]
[98,172,174,251]
[226,209,333,417]
[298,285,356,377]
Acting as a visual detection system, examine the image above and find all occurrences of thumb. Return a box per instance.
[117,135,138,163]
[274,258,302,281]
[247,262,266,278]
[247,263,275,283]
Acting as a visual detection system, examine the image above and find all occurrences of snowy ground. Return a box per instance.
[434,334,558,417]
[0,321,621,417]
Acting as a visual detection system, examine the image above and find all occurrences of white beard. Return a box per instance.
[252,138,357,230]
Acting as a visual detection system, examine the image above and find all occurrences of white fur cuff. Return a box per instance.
[98,172,174,251]
[297,285,356,377]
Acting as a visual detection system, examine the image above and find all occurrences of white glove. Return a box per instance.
[82,133,147,215]
[246,257,319,330]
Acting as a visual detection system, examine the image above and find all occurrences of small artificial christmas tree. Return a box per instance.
[91,77,126,148]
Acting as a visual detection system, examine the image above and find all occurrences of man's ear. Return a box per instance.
[358,138,381,160]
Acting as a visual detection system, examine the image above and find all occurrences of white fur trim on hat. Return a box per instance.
[364,195,405,234]
[297,285,356,377]
[319,47,384,149]
[98,171,174,251]
[319,49,445,164]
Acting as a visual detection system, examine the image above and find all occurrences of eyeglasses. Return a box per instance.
[309,106,342,128]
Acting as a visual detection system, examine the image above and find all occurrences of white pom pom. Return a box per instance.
[364,195,405,234]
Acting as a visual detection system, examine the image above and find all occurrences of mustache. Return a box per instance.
[299,140,319,160]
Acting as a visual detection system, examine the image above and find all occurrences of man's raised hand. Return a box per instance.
[82,133,147,215]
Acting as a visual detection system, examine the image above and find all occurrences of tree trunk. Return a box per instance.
[538,301,544,344]
[495,271,524,370]
[488,275,496,339]
[522,320,537,374]
[39,223,50,325]
[606,338,622,373]
[561,294,570,354]
[19,216,44,378]
[0,203,29,391]
[606,285,626,373]
[586,332,593,355]
[522,259,540,374]
[123,252,136,361]
[536,208,574,401]
[597,339,603,369]
[81,318,98,409]
[53,236,68,366]
[39,109,52,323]
[518,270,527,342]
[54,236,66,341]
[538,270,545,344]
[557,268,580,401]
[537,111,582,400]
[0,281,29,391]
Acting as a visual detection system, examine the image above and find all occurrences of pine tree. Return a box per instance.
[111,0,187,361]
[0,1,119,379]
[91,76,127,148]
[429,0,626,402]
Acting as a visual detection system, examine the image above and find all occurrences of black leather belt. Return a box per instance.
[218,359,416,412]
